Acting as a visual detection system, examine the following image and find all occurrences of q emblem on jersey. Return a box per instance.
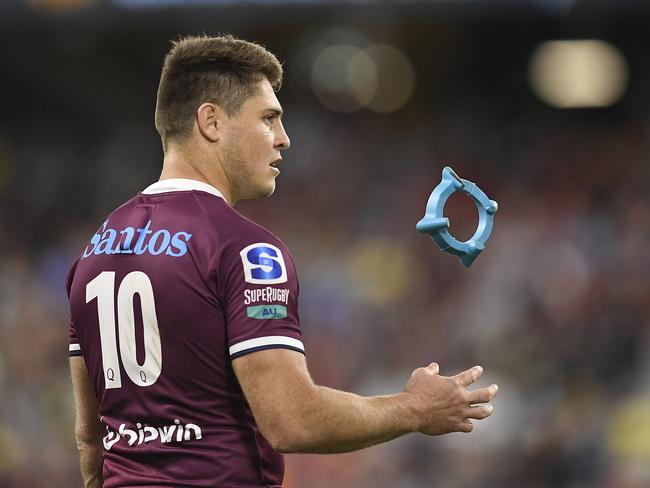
[240,243,288,284]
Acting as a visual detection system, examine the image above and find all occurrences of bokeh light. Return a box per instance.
[311,43,415,113]
[528,39,629,108]
[363,44,416,113]
[311,45,377,113]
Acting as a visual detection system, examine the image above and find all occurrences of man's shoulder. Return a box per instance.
[83,189,291,262]
[218,207,290,257]
[151,189,273,237]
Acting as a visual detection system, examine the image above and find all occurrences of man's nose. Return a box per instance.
[275,122,290,150]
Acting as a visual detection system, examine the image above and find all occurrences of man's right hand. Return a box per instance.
[403,363,499,435]
[234,349,500,453]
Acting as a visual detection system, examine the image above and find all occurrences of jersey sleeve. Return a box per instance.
[66,257,83,357]
[69,319,82,357]
[219,232,304,360]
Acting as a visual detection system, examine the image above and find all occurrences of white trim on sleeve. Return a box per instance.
[69,343,81,352]
[229,336,304,357]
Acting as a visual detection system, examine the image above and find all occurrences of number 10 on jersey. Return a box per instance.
[86,271,162,389]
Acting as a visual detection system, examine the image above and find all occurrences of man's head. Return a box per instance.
[155,35,290,203]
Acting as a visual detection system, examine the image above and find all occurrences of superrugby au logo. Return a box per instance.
[240,243,288,284]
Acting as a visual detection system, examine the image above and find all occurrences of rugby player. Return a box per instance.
[67,34,499,488]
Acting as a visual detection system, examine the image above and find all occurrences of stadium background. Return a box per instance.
[1,0,649,486]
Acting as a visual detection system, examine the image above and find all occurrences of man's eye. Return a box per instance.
[265,115,274,123]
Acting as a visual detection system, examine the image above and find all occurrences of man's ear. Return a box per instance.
[196,102,224,143]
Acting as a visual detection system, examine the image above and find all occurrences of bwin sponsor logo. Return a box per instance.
[103,419,203,450]
[83,220,192,258]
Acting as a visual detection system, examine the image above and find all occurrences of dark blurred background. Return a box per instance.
[1,0,650,486]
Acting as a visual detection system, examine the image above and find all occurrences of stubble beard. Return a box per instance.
[223,143,276,201]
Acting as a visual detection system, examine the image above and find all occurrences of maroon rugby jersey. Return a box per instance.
[66,178,304,488]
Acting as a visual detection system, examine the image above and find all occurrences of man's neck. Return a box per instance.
[160,146,234,206]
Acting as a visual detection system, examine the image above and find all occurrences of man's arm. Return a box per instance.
[70,356,104,488]
[232,349,498,454]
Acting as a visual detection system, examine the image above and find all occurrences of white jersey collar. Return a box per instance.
[142,178,226,201]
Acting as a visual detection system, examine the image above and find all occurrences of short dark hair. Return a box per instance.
[154,34,283,147]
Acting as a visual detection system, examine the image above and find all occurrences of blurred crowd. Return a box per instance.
[1,11,650,488]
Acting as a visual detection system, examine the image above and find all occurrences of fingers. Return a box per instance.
[453,365,483,387]
[458,420,474,433]
[465,404,493,420]
[425,362,439,375]
[467,384,499,405]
